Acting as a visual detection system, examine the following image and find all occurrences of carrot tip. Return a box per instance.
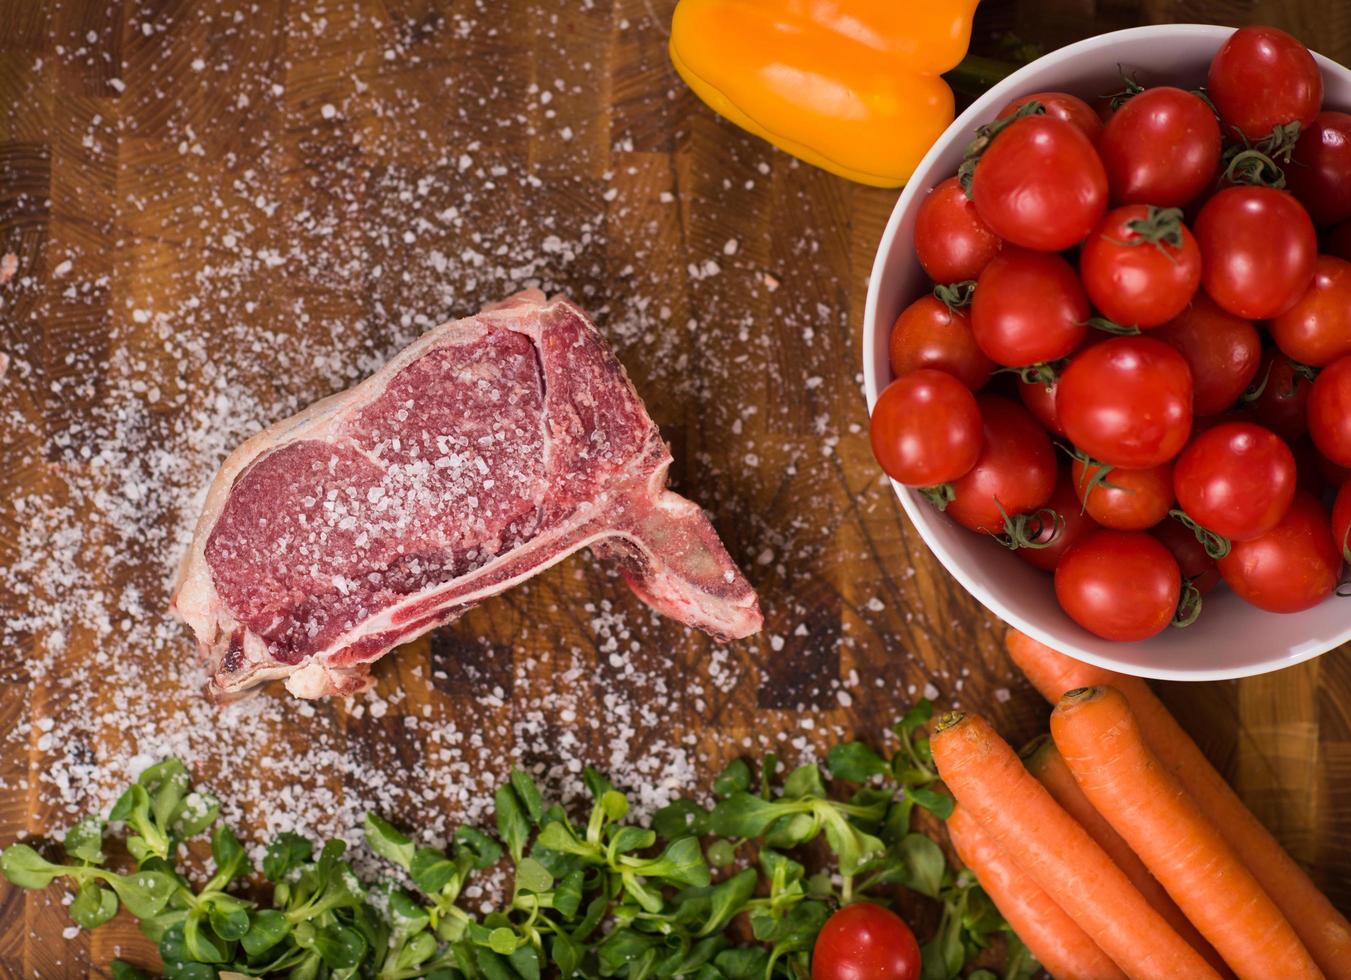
[934,710,966,732]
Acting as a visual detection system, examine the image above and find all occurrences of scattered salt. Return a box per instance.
[0,4,980,905]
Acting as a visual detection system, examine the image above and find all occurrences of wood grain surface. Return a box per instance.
[1,0,1349,976]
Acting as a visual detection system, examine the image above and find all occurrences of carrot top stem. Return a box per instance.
[935,710,966,732]
[1019,733,1052,763]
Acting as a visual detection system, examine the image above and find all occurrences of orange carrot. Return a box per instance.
[931,711,1220,980]
[947,804,1129,980]
[1022,736,1231,977]
[1051,686,1321,980]
[1006,627,1351,979]
[1005,627,1125,702]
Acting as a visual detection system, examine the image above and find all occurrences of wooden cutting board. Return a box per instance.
[0,0,1347,976]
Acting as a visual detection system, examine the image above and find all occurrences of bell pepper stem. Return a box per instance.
[943,54,1020,98]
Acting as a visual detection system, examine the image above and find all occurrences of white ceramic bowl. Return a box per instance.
[863,24,1351,680]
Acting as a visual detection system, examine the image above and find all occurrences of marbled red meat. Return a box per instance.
[172,291,762,700]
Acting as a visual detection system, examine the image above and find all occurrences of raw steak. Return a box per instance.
[172,290,762,700]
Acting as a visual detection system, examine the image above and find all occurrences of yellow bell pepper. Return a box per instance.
[670,0,980,188]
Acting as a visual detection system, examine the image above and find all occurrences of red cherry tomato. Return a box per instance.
[914,177,1004,284]
[1194,186,1317,319]
[1079,206,1201,328]
[1249,348,1314,441]
[1017,375,1065,437]
[1268,256,1351,367]
[1154,294,1261,415]
[971,115,1108,252]
[1072,458,1174,531]
[1055,530,1181,641]
[1173,422,1297,542]
[1057,337,1193,468]
[1019,470,1100,572]
[946,395,1057,534]
[812,903,920,980]
[970,249,1089,366]
[1333,482,1351,563]
[996,91,1104,142]
[1207,26,1322,142]
[870,370,983,487]
[1151,516,1221,594]
[1098,87,1221,207]
[1287,112,1351,227]
[1218,492,1340,613]
[1309,354,1351,467]
[888,295,994,390]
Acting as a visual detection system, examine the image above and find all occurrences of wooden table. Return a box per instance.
[1,0,1347,975]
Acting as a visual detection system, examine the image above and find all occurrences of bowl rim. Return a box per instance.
[862,23,1351,681]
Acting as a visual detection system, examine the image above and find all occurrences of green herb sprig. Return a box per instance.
[0,700,1035,979]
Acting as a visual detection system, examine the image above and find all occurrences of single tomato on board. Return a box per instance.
[970,114,1107,252]
[812,903,920,980]
[870,370,983,487]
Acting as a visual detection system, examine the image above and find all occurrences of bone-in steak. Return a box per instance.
[172,290,762,700]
